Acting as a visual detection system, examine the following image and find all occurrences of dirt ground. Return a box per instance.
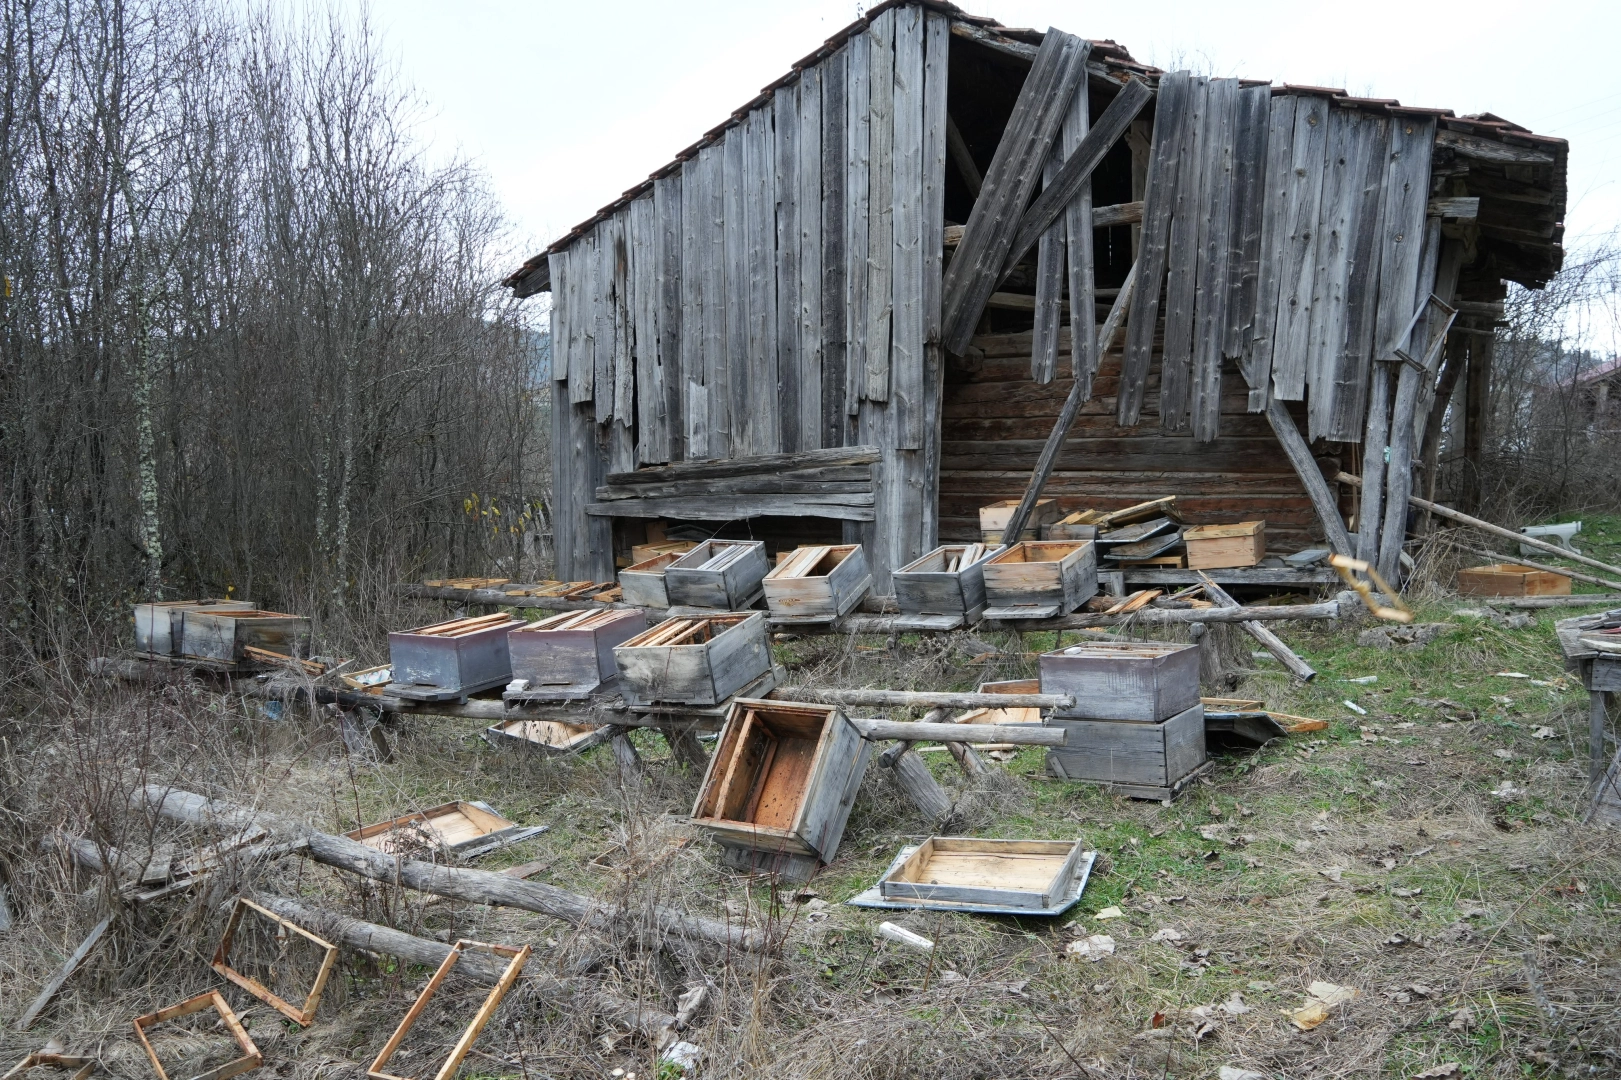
[3,559,1619,1079]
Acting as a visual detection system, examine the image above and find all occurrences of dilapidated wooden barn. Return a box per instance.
[507,0,1566,588]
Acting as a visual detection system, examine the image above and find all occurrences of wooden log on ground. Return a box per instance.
[135,786,765,953]
[850,719,1065,746]
[245,894,677,1043]
[605,725,643,786]
[878,742,955,824]
[1199,574,1316,682]
[773,688,1072,710]
[398,584,631,612]
[1483,595,1621,610]
[1336,472,1621,581]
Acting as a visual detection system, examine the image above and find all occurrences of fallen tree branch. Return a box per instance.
[244,894,678,1043]
[135,786,766,953]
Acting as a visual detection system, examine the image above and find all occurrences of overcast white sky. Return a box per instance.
[356,0,1619,279]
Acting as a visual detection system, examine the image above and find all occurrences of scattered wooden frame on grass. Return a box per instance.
[133,991,261,1080]
[366,939,531,1080]
[210,898,339,1027]
[4,1053,97,1080]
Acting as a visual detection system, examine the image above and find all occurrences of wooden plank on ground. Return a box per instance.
[20,915,113,1029]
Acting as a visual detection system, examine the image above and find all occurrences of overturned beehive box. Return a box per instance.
[506,608,645,700]
[691,698,872,867]
[892,543,1001,630]
[1044,704,1207,801]
[618,550,684,608]
[135,599,254,656]
[483,717,608,756]
[1039,641,1200,722]
[878,837,1088,910]
[664,540,770,610]
[614,612,771,706]
[179,608,310,664]
[763,544,872,623]
[387,613,521,699]
[981,541,1097,620]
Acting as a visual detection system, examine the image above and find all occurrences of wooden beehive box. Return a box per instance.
[1045,704,1207,800]
[981,541,1097,619]
[763,544,872,623]
[664,540,770,610]
[1046,510,1102,541]
[892,543,1001,629]
[1456,563,1571,597]
[135,599,253,656]
[690,698,872,863]
[1182,521,1265,569]
[614,612,771,705]
[619,551,684,608]
[1039,641,1200,721]
[979,498,1061,544]
[345,801,533,855]
[953,679,1045,725]
[483,717,607,756]
[179,608,310,663]
[387,613,521,698]
[878,838,1087,910]
[506,608,646,698]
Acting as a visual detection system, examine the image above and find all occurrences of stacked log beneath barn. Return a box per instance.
[939,328,1322,551]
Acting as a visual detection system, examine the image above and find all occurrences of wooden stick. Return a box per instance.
[1198,573,1317,682]
[1336,472,1621,581]
[852,719,1066,746]
[774,688,1073,710]
[19,915,113,1029]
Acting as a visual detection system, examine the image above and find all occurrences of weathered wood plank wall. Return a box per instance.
[548,7,951,584]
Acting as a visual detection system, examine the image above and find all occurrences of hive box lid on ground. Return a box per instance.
[1455,562,1572,597]
[1045,704,1207,799]
[850,844,1095,915]
[179,608,310,663]
[979,498,1060,544]
[981,541,1097,619]
[618,551,684,608]
[664,540,770,610]
[136,599,254,656]
[507,608,645,694]
[1182,520,1266,569]
[345,801,540,856]
[892,543,1002,628]
[690,698,872,862]
[878,837,1087,910]
[1040,640,1200,722]
[387,614,521,696]
[763,545,872,622]
[614,612,771,705]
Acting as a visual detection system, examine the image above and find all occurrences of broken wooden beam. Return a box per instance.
[135,787,766,953]
[1267,399,1354,557]
[1198,574,1316,682]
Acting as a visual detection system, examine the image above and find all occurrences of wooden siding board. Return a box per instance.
[1373,116,1438,360]
[570,233,596,406]
[1244,95,1298,411]
[1062,74,1096,392]
[1158,76,1209,434]
[820,45,849,447]
[680,155,705,456]
[700,142,730,459]
[724,128,750,455]
[654,171,684,461]
[1119,70,1190,425]
[920,11,950,549]
[892,4,926,448]
[548,250,569,384]
[594,221,616,423]
[630,197,663,464]
[1269,95,1330,402]
[744,107,780,454]
[1031,140,1066,386]
[1304,107,1357,441]
[1222,84,1271,373]
[844,29,871,420]
[798,64,824,452]
[1191,78,1239,443]
[1326,110,1390,442]
[776,83,804,454]
[865,7,896,405]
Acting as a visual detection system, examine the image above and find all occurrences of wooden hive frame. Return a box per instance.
[366,940,530,1080]
[132,991,261,1080]
[4,1054,96,1080]
[210,898,339,1027]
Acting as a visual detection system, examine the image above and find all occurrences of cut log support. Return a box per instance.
[1198,573,1316,682]
[135,786,766,953]
[879,741,955,824]
[850,719,1065,746]
[245,894,677,1044]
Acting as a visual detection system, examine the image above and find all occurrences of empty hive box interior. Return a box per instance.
[345,802,514,854]
[989,541,1080,567]
[769,545,853,579]
[620,614,749,649]
[403,613,516,637]
[881,838,1084,907]
[903,543,993,574]
[694,705,830,834]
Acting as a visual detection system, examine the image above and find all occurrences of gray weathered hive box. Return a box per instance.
[135,599,254,656]
[1044,704,1207,800]
[763,544,872,622]
[1039,640,1200,721]
[178,608,310,663]
[614,612,771,706]
[892,543,1002,629]
[618,550,684,608]
[690,698,872,864]
[387,613,522,697]
[878,837,1087,910]
[506,608,645,696]
[663,540,770,610]
[981,541,1098,619]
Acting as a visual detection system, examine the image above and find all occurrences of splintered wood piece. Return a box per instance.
[133,991,261,1080]
[1265,712,1329,733]
[367,939,531,1080]
[1103,589,1162,616]
[19,916,114,1030]
[210,898,339,1027]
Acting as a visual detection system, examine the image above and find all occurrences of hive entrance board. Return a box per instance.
[344,802,537,858]
[880,838,1087,910]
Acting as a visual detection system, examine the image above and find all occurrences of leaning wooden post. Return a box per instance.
[1000,261,1138,544]
[1198,573,1316,682]
[1264,397,1353,557]
[878,711,957,826]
